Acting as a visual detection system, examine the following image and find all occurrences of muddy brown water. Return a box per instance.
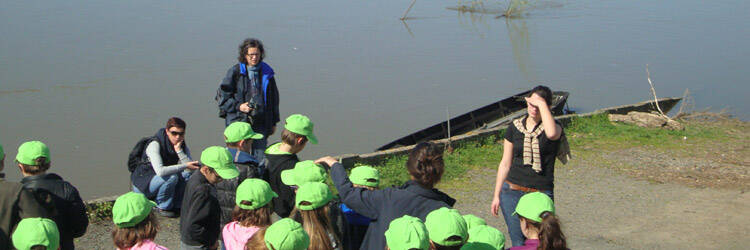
[1,0,748,198]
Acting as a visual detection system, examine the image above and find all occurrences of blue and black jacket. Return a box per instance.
[218,62,280,134]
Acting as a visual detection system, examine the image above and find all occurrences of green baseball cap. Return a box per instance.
[295,182,333,210]
[265,218,310,250]
[12,218,59,250]
[16,141,50,165]
[462,214,487,231]
[200,146,239,179]
[384,215,430,250]
[224,122,263,143]
[281,160,328,186]
[284,114,318,144]
[112,192,157,228]
[466,225,505,250]
[236,178,278,210]
[349,165,380,188]
[425,207,468,247]
[513,192,554,223]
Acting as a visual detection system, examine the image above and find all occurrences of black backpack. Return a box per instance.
[127,137,154,173]
[215,68,241,119]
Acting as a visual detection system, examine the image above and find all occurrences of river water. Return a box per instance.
[1,0,748,198]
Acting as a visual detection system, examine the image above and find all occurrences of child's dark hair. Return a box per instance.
[523,211,568,250]
[18,157,50,174]
[111,212,159,249]
[406,142,445,189]
[281,129,307,146]
[231,201,273,228]
[529,85,553,105]
[430,236,465,250]
[30,246,47,250]
[244,227,268,250]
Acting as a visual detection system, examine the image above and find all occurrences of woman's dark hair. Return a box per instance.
[112,212,159,249]
[522,211,568,250]
[238,38,265,64]
[529,85,553,106]
[165,117,186,130]
[231,202,273,228]
[406,142,445,189]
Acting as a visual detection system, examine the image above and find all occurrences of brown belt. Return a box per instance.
[505,180,540,193]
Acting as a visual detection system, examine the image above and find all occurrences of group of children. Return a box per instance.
[0,141,89,250]
[0,112,567,250]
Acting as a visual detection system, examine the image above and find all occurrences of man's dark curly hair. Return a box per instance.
[238,38,265,64]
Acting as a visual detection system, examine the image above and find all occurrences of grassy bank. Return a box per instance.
[365,114,736,189]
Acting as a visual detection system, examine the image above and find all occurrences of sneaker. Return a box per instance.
[157,208,178,218]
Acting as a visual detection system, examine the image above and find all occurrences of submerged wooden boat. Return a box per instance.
[377,90,569,151]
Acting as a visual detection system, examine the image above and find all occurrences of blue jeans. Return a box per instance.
[251,136,268,171]
[499,182,554,247]
[133,171,192,210]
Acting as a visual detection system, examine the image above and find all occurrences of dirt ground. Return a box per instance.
[76,118,750,249]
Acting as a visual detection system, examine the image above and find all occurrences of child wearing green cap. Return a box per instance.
[264,218,310,250]
[289,182,341,250]
[221,178,277,250]
[339,165,379,250]
[266,114,317,218]
[509,192,567,250]
[320,142,456,250]
[0,143,48,249]
[425,207,469,250]
[384,215,430,250]
[12,217,59,250]
[111,192,166,250]
[462,225,505,250]
[180,146,240,249]
[15,141,89,250]
[217,122,263,235]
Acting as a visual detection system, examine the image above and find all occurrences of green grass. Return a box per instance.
[362,114,727,188]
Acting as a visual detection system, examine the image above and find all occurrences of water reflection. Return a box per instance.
[505,18,538,83]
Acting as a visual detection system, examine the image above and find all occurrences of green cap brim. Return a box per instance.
[249,133,264,140]
[307,133,318,144]
[215,167,240,179]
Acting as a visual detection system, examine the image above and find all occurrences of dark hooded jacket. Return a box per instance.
[130,128,187,195]
[21,173,88,250]
[0,177,47,249]
[215,148,260,228]
[264,143,299,218]
[331,163,456,250]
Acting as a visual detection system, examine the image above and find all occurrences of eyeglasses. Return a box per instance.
[169,131,185,136]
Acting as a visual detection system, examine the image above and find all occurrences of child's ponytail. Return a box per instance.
[537,211,567,250]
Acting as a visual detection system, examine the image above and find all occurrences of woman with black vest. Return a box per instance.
[217,38,280,166]
[130,117,200,217]
[490,85,568,247]
[318,142,456,250]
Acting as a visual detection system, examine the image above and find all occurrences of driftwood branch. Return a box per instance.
[401,0,417,20]
[645,64,666,117]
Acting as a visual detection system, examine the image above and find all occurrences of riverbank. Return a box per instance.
[76,113,749,249]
